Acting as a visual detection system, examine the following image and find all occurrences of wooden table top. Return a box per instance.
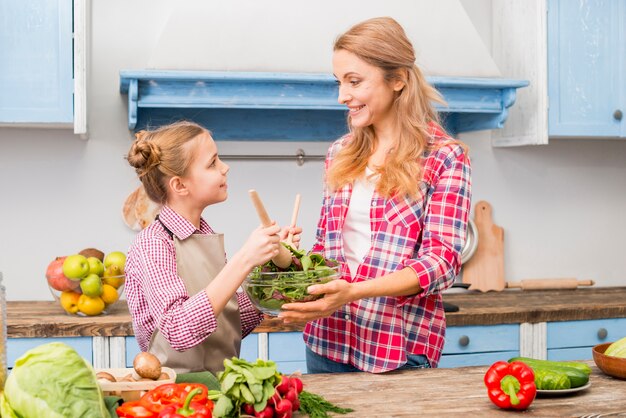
[300,363,626,417]
[6,286,626,338]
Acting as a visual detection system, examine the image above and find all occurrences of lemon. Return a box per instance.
[101,284,119,305]
[77,294,105,316]
[60,290,81,314]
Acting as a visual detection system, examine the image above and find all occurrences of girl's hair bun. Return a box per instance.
[127,131,161,177]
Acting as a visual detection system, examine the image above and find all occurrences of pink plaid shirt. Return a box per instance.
[125,205,263,352]
[304,124,472,372]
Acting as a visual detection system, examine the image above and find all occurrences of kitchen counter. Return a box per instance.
[6,286,626,338]
[300,362,626,417]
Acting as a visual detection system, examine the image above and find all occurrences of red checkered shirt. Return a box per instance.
[125,205,263,352]
[304,124,472,372]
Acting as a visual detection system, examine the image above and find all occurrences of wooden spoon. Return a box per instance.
[285,194,301,246]
[248,190,293,268]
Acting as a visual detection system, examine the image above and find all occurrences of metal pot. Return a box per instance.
[460,218,478,265]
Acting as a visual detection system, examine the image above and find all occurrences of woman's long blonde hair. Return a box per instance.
[127,121,210,204]
[327,17,448,199]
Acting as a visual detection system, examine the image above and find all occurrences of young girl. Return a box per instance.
[280,17,472,373]
[125,121,295,374]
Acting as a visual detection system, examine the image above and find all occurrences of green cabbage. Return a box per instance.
[3,342,108,417]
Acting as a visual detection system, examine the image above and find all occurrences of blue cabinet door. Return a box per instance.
[548,0,625,137]
[547,317,626,361]
[7,337,93,368]
[0,0,73,124]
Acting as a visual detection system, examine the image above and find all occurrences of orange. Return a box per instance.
[102,274,124,289]
[60,290,81,314]
[101,284,119,305]
[77,294,105,316]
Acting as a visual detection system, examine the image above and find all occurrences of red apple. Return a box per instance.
[46,256,80,292]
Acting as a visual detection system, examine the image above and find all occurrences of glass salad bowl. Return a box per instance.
[243,264,340,316]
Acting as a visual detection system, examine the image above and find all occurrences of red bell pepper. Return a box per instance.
[484,361,536,410]
[139,383,187,414]
[116,400,157,418]
[157,388,212,417]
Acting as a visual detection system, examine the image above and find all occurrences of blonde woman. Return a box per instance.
[280,17,472,373]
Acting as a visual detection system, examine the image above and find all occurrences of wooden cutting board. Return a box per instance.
[462,200,505,292]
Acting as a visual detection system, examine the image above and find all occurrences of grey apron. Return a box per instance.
[148,229,242,374]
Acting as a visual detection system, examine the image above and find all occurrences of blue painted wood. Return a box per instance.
[268,332,306,363]
[125,336,141,368]
[240,333,259,362]
[126,334,260,366]
[547,318,626,349]
[0,0,73,124]
[439,350,519,368]
[7,337,93,368]
[443,324,519,354]
[547,347,594,361]
[119,70,528,139]
[548,0,625,137]
[276,361,308,375]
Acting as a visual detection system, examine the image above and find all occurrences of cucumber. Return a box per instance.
[508,357,590,388]
[533,368,571,390]
[508,357,591,375]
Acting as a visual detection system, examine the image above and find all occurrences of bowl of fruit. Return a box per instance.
[592,337,626,379]
[242,245,340,316]
[46,248,127,316]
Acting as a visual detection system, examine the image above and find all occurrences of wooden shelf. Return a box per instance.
[119,70,528,140]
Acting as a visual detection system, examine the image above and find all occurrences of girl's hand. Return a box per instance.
[280,225,303,248]
[240,223,281,268]
[278,279,354,323]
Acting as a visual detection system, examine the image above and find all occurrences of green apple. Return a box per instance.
[87,257,105,276]
[104,251,127,272]
[62,254,90,280]
[80,273,103,297]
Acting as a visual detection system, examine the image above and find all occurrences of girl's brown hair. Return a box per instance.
[127,121,210,204]
[327,17,456,199]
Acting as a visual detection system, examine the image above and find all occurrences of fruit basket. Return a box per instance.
[46,249,127,316]
[242,265,340,316]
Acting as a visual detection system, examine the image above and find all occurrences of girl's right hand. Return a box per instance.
[241,222,282,268]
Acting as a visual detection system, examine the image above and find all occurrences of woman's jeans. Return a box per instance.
[306,346,431,374]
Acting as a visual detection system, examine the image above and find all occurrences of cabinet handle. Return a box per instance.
[614,110,623,121]
[458,335,470,347]
[597,328,608,340]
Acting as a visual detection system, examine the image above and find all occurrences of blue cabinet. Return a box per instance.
[439,324,520,368]
[547,318,626,361]
[547,0,626,137]
[0,0,73,124]
[7,337,93,369]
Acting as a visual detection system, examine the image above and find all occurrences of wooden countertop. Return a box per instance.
[300,362,626,417]
[7,286,626,338]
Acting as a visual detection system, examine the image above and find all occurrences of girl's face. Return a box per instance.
[182,133,230,207]
[333,49,402,132]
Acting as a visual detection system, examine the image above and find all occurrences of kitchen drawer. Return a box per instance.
[268,332,307,375]
[443,325,520,355]
[547,347,594,361]
[7,337,93,368]
[547,318,626,349]
[125,334,260,367]
[439,350,519,368]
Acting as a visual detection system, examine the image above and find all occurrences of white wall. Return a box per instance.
[0,0,624,301]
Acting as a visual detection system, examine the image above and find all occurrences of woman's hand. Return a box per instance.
[279,279,354,323]
[280,225,302,248]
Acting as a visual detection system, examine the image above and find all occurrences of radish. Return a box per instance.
[274,399,293,418]
[254,405,275,418]
[288,376,303,394]
[276,375,291,395]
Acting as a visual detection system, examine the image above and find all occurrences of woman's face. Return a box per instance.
[333,49,402,132]
[182,133,230,207]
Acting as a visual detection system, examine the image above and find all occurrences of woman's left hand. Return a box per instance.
[279,225,303,248]
[279,279,354,323]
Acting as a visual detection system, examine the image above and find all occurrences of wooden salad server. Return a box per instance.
[248,189,293,268]
[285,193,301,246]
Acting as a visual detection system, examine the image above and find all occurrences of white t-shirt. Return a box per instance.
[343,167,378,279]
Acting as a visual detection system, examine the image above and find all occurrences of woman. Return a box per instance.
[280,17,472,373]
